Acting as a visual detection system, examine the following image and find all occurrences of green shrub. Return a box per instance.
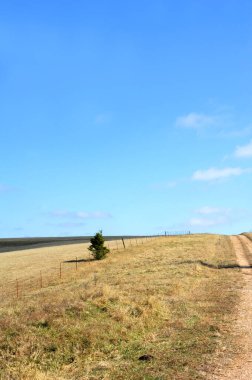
[88,231,109,260]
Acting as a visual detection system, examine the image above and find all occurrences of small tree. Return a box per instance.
[88,230,109,260]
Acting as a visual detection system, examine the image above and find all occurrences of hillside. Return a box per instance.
[0,235,241,379]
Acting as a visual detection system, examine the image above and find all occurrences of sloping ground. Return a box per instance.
[0,235,241,380]
[0,242,91,291]
[242,232,252,243]
[210,235,252,380]
[0,237,151,301]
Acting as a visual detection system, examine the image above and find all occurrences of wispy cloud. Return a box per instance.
[192,167,251,181]
[189,206,231,228]
[219,125,252,138]
[49,210,112,219]
[45,221,87,230]
[54,222,86,228]
[188,217,227,227]
[195,206,224,215]
[234,140,252,158]
[176,110,252,139]
[176,112,216,130]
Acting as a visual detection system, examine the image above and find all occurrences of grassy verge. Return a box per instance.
[0,234,241,379]
[242,232,252,241]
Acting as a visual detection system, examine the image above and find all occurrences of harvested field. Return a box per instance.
[0,234,242,379]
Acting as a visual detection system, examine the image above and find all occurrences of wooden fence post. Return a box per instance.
[121,238,126,249]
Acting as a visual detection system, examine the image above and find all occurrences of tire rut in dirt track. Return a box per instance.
[210,235,252,379]
[237,235,252,265]
[233,235,252,274]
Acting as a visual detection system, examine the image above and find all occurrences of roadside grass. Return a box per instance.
[0,234,241,379]
[242,232,252,242]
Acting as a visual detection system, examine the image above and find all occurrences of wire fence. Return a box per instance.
[0,236,164,303]
[164,231,191,236]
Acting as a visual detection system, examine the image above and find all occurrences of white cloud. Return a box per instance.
[192,167,251,181]
[195,206,223,215]
[189,206,231,227]
[182,205,252,231]
[176,109,252,139]
[50,210,111,219]
[235,140,252,158]
[189,216,227,227]
[176,112,216,129]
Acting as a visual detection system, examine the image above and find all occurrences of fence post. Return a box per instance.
[121,238,126,249]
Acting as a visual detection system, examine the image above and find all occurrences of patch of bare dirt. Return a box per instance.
[210,235,252,379]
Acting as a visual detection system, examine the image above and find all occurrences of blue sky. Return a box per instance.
[1,0,252,237]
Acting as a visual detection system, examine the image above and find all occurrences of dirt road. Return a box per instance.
[211,235,252,379]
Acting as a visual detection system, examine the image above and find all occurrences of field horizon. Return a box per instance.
[0,234,163,254]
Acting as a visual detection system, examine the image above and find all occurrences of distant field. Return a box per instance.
[0,241,90,285]
[0,235,139,253]
[0,237,152,300]
[0,236,89,253]
[0,236,142,286]
[0,234,241,380]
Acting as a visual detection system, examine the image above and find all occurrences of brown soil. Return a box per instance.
[211,235,252,379]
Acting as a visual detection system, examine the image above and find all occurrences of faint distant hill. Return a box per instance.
[0,235,139,253]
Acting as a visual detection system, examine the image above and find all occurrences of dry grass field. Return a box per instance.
[0,234,242,379]
[0,238,145,299]
[0,242,90,282]
[0,238,139,285]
